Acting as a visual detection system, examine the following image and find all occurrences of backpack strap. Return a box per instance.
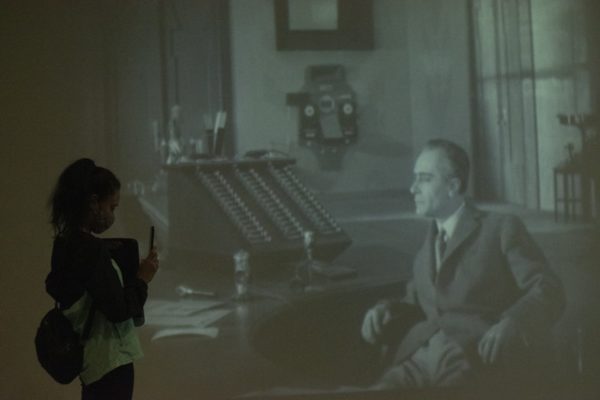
[81,305,96,341]
[55,301,96,341]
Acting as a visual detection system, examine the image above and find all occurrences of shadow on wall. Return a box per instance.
[291,138,411,193]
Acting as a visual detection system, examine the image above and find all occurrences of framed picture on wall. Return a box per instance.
[274,0,374,50]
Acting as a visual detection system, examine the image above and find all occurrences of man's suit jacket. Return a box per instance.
[391,203,565,363]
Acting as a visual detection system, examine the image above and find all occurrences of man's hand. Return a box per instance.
[361,302,392,345]
[478,318,523,364]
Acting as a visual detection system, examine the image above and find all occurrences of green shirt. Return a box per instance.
[63,259,144,385]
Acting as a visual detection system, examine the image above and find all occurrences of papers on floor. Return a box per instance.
[145,299,231,341]
[151,326,219,340]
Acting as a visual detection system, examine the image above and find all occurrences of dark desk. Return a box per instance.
[140,269,593,400]
[139,265,402,400]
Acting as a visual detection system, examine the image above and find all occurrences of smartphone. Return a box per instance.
[149,226,155,250]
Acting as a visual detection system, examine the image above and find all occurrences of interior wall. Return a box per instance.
[405,0,473,179]
[4,1,581,398]
[160,0,233,157]
[107,0,231,186]
[230,0,472,193]
[1,3,115,399]
[110,0,163,185]
[231,0,413,193]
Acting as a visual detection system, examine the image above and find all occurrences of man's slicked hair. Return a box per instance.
[422,139,470,194]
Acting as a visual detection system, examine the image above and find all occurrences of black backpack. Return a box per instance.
[35,302,95,384]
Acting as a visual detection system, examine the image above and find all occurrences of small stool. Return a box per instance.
[553,159,596,222]
[554,162,582,222]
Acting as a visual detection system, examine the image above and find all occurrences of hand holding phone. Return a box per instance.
[134,227,156,326]
[150,226,155,248]
[139,226,159,284]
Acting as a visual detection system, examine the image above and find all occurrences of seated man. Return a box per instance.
[361,139,565,388]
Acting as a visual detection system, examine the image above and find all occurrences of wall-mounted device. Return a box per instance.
[286,65,358,170]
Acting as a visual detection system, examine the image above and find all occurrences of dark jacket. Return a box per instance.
[46,231,147,323]
[392,204,565,363]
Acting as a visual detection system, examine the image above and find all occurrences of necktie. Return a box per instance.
[435,228,447,272]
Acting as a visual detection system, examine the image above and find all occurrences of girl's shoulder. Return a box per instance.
[53,231,111,267]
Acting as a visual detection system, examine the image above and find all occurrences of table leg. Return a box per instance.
[564,172,570,221]
[581,173,590,221]
[554,170,558,222]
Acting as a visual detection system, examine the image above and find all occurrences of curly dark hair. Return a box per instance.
[49,158,121,236]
